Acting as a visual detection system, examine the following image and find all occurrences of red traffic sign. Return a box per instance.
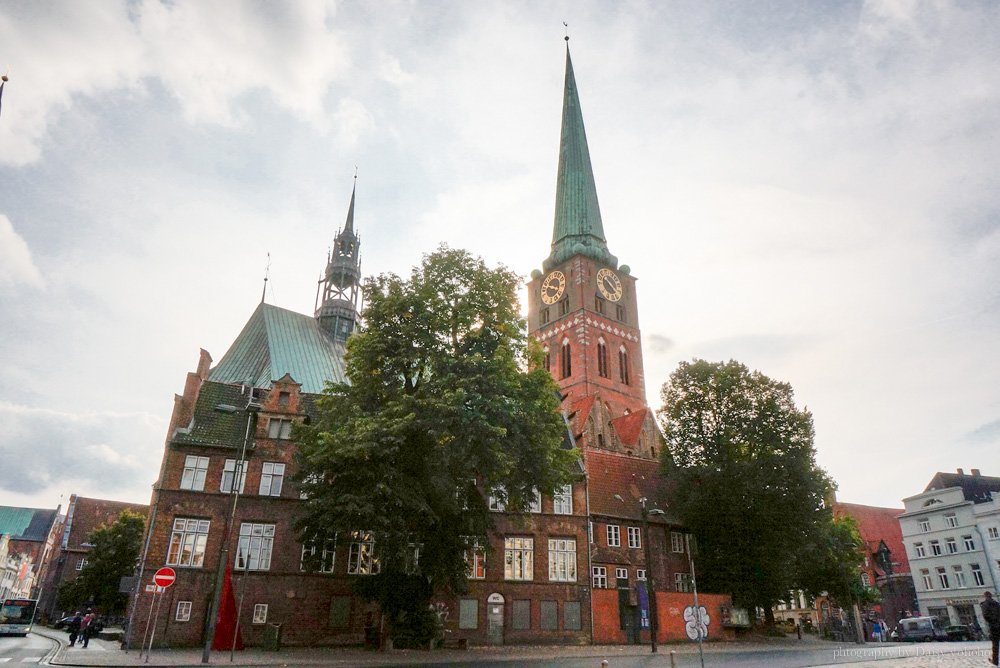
[153,567,176,588]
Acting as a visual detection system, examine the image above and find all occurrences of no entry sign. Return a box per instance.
[153,567,176,588]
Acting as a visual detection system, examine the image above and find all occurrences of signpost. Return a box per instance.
[141,568,176,661]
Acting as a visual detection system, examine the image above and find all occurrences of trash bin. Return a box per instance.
[262,623,282,651]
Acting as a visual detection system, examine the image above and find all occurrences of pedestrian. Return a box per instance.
[879,618,888,642]
[80,609,97,648]
[982,591,1000,666]
[66,611,82,646]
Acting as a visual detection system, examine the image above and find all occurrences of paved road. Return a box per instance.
[0,632,57,664]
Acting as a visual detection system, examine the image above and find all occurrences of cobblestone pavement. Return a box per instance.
[811,643,993,667]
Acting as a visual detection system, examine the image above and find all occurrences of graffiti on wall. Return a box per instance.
[684,604,710,640]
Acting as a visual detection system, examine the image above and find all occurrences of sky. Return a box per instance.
[1,0,998,514]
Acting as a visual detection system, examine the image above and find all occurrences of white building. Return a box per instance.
[899,468,1000,631]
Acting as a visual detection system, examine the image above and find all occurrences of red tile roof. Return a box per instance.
[66,496,149,551]
[832,502,909,575]
[611,409,648,446]
[567,395,596,432]
[586,450,679,524]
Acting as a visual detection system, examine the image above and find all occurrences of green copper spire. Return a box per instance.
[544,42,617,272]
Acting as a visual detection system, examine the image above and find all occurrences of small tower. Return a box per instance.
[315,179,361,341]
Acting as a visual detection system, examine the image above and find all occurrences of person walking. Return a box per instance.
[982,591,1000,666]
[80,610,97,649]
[66,611,82,647]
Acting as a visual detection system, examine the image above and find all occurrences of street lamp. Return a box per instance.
[640,498,665,654]
[686,533,706,668]
[202,401,260,664]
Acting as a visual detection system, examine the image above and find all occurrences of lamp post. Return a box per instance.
[639,498,665,653]
[686,533,705,668]
[201,401,260,664]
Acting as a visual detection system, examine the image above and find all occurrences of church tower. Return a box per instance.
[528,42,658,460]
[315,179,362,342]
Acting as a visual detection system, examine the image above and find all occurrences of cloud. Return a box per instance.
[0,402,164,503]
[0,215,44,291]
[961,418,1000,445]
[646,334,675,354]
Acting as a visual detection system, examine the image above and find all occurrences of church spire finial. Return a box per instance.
[315,176,362,341]
[544,40,616,272]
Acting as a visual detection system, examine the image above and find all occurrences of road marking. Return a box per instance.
[21,659,42,663]
[0,659,11,663]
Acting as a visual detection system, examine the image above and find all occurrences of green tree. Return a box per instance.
[657,359,834,624]
[295,246,577,646]
[797,515,879,609]
[56,510,145,614]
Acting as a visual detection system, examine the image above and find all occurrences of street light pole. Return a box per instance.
[640,498,660,653]
[201,401,259,664]
[686,533,705,668]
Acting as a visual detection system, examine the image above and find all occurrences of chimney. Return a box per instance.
[971,469,981,477]
[957,468,964,475]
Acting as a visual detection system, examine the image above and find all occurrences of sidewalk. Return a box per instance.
[32,624,994,668]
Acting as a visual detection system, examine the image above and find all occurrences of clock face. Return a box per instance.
[541,271,566,305]
[596,268,623,302]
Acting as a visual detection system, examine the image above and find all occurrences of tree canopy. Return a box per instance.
[295,246,577,643]
[56,509,145,614]
[658,359,835,619]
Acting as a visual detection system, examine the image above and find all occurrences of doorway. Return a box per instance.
[487,593,504,645]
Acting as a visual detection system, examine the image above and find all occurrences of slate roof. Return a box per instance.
[0,506,59,542]
[924,470,1000,504]
[833,502,910,575]
[586,450,679,523]
[209,303,347,394]
[172,381,264,448]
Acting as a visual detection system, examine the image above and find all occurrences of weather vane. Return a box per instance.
[563,22,569,41]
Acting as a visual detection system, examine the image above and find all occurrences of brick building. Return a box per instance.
[132,45,732,649]
[37,495,149,620]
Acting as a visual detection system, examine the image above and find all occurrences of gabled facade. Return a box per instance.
[899,468,1000,631]
[0,505,61,603]
[37,495,149,620]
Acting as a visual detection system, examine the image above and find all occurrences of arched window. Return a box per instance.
[561,338,572,379]
[543,347,551,373]
[618,346,630,386]
[597,338,608,378]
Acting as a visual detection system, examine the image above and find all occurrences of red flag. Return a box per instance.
[211,563,244,651]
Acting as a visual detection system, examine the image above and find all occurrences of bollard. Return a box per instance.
[670,650,677,667]
[601,661,609,668]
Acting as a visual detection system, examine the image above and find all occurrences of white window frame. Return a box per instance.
[180,456,209,491]
[936,567,949,589]
[175,601,192,622]
[300,537,336,573]
[465,540,486,580]
[547,538,577,582]
[252,603,268,624]
[930,540,941,556]
[488,487,506,512]
[675,572,691,592]
[671,531,685,553]
[914,543,926,558]
[606,525,621,547]
[919,518,931,532]
[860,572,870,587]
[921,569,933,590]
[971,563,985,586]
[615,567,628,582]
[953,565,967,588]
[553,485,573,515]
[988,527,1000,540]
[963,535,975,551]
[259,462,285,496]
[528,488,542,513]
[627,526,641,549]
[221,459,247,494]
[167,518,210,567]
[944,514,958,528]
[592,566,607,589]
[946,538,958,554]
[504,536,534,581]
[637,569,646,581]
[267,418,293,439]
[236,523,274,571]
[75,558,88,571]
[347,531,379,575]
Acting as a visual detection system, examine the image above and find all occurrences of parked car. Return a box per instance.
[52,615,75,630]
[894,616,948,642]
[945,624,978,641]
